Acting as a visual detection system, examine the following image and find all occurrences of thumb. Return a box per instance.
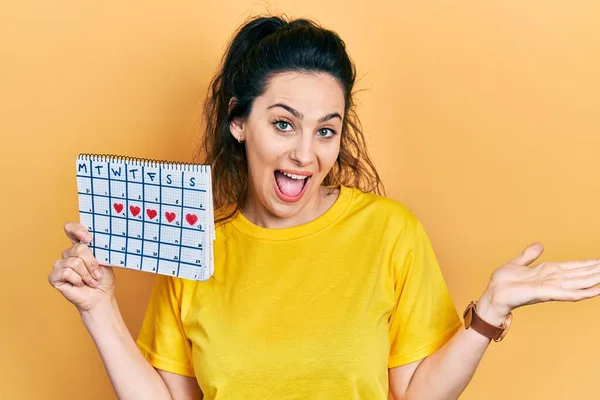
[64,222,92,244]
[511,242,544,266]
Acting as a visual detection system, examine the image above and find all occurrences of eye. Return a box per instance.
[317,128,336,138]
[273,120,293,132]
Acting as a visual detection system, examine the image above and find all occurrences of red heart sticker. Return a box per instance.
[165,212,176,223]
[130,205,141,217]
[185,213,198,226]
[146,209,157,219]
[113,203,124,214]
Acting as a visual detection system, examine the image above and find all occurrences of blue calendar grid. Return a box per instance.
[76,157,210,280]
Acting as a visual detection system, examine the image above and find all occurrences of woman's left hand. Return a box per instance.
[475,242,600,325]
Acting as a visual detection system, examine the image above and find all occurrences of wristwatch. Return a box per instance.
[463,301,513,342]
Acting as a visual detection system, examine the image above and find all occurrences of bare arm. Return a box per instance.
[158,370,203,400]
[49,222,201,400]
[81,297,202,400]
[388,298,496,400]
[389,244,600,400]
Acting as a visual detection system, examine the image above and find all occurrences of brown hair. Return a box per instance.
[194,15,384,224]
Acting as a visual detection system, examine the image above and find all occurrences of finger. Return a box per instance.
[64,222,93,244]
[563,272,600,290]
[564,262,600,278]
[62,257,98,287]
[543,286,600,302]
[512,242,544,267]
[49,267,85,288]
[63,243,103,280]
[556,258,600,271]
[52,259,63,271]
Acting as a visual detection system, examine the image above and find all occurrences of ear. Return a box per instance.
[229,117,244,142]
[228,97,245,142]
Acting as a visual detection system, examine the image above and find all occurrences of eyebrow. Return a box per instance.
[267,103,342,123]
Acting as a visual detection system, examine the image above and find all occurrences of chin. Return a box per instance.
[264,201,300,219]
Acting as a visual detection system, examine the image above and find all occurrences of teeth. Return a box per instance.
[281,171,307,180]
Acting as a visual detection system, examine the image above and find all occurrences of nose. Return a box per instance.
[290,133,316,167]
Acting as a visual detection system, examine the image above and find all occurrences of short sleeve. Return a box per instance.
[136,275,196,377]
[388,219,462,368]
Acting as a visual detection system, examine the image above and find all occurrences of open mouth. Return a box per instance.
[273,170,311,202]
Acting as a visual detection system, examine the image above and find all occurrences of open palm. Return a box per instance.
[485,243,600,318]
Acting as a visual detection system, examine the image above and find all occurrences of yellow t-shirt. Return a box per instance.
[136,185,461,399]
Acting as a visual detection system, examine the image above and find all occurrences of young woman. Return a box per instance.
[49,15,600,400]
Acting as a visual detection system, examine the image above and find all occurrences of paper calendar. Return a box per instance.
[75,154,215,281]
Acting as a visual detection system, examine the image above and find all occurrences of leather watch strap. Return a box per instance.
[463,301,512,342]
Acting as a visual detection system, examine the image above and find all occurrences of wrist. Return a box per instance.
[476,288,511,327]
[79,296,120,326]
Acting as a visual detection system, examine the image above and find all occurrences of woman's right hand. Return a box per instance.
[48,222,116,313]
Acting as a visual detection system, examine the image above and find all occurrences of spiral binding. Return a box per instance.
[77,153,210,173]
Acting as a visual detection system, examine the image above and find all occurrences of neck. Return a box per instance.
[241,185,338,229]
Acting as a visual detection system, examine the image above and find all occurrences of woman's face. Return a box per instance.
[230,71,345,224]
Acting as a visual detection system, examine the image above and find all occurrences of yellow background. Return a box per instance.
[2,1,599,399]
